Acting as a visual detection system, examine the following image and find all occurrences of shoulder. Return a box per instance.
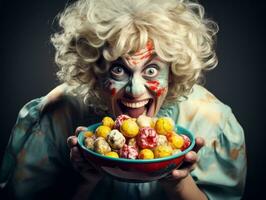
[39,84,85,122]
[177,84,235,137]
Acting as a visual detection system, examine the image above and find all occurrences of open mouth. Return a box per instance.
[118,98,154,118]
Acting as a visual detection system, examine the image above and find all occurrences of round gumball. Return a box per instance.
[167,131,184,149]
[83,131,94,138]
[105,151,119,158]
[95,125,111,139]
[138,149,154,159]
[154,117,174,135]
[120,119,139,138]
[102,116,115,129]
[153,145,173,158]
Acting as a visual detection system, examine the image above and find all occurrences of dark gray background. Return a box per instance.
[0,0,265,199]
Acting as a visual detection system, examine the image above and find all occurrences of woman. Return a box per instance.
[0,0,246,199]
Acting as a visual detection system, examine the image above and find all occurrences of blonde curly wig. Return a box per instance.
[51,0,218,109]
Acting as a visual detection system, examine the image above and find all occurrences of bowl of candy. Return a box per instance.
[77,115,195,182]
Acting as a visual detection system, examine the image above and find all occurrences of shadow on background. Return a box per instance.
[0,0,265,199]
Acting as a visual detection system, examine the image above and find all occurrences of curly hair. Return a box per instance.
[51,0,218,109]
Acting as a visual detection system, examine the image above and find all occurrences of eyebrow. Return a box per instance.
[115,54,164,72]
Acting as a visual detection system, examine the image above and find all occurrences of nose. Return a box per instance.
[124,76,146,98]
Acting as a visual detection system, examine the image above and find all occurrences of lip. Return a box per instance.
[117,98,155,117]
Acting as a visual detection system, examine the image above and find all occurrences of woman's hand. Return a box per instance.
[159,137,207,200]
[67,126,102,181]
[170,137,204,181]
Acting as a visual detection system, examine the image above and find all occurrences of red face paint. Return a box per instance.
[111,88,117,96]
[146,80,166,97]
[125,40,154,66]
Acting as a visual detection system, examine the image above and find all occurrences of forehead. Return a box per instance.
[122,40,155,68]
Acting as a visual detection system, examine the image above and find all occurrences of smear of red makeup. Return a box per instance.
[111,88,117,96]
[156,88,166,97]
[127,40,154,66]
[147,80,160,87]
[146,80,166,97]
[146,40,154,51]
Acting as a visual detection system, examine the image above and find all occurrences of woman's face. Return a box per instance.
[101,43,169,118]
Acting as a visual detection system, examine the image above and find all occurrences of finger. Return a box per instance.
[75,126,88,136]
[171,168,189,180]
[193,137,205,153]
[184,151,198,163]
[70,146,84,162]
[67,136,78,148]
[178,151,198,170]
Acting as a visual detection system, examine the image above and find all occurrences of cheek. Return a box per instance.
[146,80,167,97]
[104,79,126,97]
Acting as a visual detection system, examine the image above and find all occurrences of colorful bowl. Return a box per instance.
[77,123,195,182]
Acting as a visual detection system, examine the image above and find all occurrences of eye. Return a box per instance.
[111,65,125,76]
[109,64,128,80]
[143,66,159,78]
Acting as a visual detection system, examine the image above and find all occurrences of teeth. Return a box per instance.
[121,100,149,108]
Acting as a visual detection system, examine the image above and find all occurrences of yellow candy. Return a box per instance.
[95,125,111,139]
[154,145,173,158]
[154,117,174,135]
[105,151,119,158]
[102,116,115,129]
[83,131,94,138]
[168,132,184,149]
[120,119,139,138]
[139,149,154,159]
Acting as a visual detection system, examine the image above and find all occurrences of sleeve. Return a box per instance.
[192,108,247,200]
[0,98,82,199]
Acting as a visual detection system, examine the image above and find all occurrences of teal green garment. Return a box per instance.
[0,84,246,200]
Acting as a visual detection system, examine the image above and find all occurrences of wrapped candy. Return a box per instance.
[106,129,126,149]
[137,127,157,149]
[119,144,138,159]
[94,137,111,155]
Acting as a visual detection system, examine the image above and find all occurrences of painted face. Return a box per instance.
[101,42,169,118]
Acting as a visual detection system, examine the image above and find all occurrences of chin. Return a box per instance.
[113,98,157,118]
